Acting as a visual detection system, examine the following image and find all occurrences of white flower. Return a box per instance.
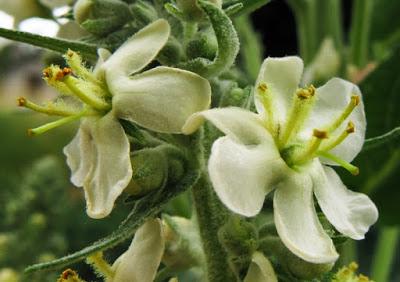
[183,57,378,263]
[108,218,165,282]
[22,19,211,219]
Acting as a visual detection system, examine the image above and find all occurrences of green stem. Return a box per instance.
[287,0,318,64]
[317,0,343,52]
[371,227,399,282]
[349,0,374,67]
[191,173,234,282]
[337,239,357,269]
[362,149,400,195]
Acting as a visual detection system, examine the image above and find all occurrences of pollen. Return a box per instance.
[313,129,328,139]
[296,85,316,99]
[346,121,355,133]
[351,95,360,106]
[17,97,27,107]
[61,269,77,279]
[258,82,268,92]
[42,67,51,78]
[55,67,72,81]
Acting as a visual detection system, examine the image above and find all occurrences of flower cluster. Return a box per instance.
[18,13,379,280]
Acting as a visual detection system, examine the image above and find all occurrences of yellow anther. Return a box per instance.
[257,82,268,92]
[326,93,361,133]
[351,95,360,106]
[346,121,355,133]
[296,85,316,99]
[349,262,359,271]
[320,121,356,152]
[279,86,316,148]
[313,129,328,139]
[17,96,27,107]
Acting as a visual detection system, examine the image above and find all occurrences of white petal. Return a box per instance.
[183,107,271,145]
[254,56,304,124]
[209,136,285,217]
[103,19,170,91]
[112,219,165,282]
[274,170,339,263]
[311,163,378,240]
[301,78,366,164]
[63,121,94,187]
[112,66,211,133]
[244,252,278,282]
[83,113,132,219]
[93,48,112,80]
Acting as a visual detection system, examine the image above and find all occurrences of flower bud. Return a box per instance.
[259,236,333,279]
[162,215,204,270]
[130,0,158,26]
[73,0,132,36]
[218,216,258,257]
[126,148,168,196]
[186,31,217,61]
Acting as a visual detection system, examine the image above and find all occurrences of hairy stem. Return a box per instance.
[192,173,234,282]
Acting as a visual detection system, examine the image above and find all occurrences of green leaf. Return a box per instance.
[25,168,200,274]
[342,49,400,225]
[0,28,98,61]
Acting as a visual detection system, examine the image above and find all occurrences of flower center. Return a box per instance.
[257,82,360,175]
[18,50,112,136]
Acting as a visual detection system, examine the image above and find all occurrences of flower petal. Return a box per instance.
[254,56,304,124]
[83,113,132,219]
[244,252,278,282]
[209,136,285,217]
[103,19,170,91]
[63,122,94,187]
[112,66,211,133]
[112,218,165,282]
[311,164,378,240]
[93,48,112,80]
[301,78,366,164]
[183,107,271,145]
[274,169,339,263]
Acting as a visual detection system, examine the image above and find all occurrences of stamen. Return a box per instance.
[42,66,75,96]
[17,97,79,116]
[290,129,328,165]
[326,94,360,133]
[62,75,111,112]
[28,112,86,136]
[64,49,105,88]
[317,151,359,175]
[279,85,316,148]
[320,121,355,152]
[257,82,276,135]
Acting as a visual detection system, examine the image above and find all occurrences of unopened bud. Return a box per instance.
[218,216,258,257]
[126,148,168,196]
[73,0,132,36]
